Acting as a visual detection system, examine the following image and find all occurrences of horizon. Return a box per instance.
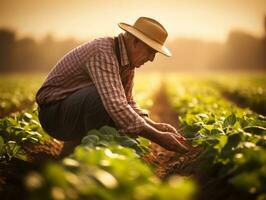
[0,25,263,44]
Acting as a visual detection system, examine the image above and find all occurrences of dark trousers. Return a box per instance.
[38,86,116,141]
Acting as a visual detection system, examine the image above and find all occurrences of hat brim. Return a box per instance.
[118,22,172,57]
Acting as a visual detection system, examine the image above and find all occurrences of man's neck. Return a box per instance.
[122,33,133,68]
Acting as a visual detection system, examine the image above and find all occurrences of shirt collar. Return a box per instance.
[117,33,130,68]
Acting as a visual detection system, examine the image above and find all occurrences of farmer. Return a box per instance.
[36,17,189,153]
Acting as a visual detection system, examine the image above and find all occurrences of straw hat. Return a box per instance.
[118,17,171,57]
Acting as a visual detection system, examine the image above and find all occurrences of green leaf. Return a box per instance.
[239,117,249,128]
[221,133,241,158]
[81,135,100,145]
[244,126,266,135]
[223,114,237,128]
[204,125,214,131]
[193,122,204,130]
[23,113,33,121]
[98,134,114,141]
[197,113,208,119]
[184,123,202,137]
[0,136,4,150]
[28,137,39,143]
[210,128,225,135]
[97,140,109,147]
[25,131,42,138]
[258,115,266,121]
[15,152,27,161]
[185,114,197,125]
[136,137,150,148]
[206,136,219,145]
[99,126,119,137]
[120,137,138,148]
[86,129,101,136]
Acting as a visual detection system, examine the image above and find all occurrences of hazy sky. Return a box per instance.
[0,0,265,42]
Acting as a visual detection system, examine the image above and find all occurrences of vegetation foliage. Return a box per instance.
[0,74,265,199]
[166,76,266,198]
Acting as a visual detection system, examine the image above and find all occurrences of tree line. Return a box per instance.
[149,29,265,72]
[0,31,80,72]
[0,17,265,72]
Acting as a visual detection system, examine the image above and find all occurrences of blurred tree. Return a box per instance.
[39,34,60,69]
[224,31,263,70]
[39,34,79,70]
[0,19,265,73]
[13,37,39,71]
[0,29,15,72]
[263,15,266,69]
[264,15,266,36]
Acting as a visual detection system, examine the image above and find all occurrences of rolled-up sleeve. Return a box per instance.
[86,51,146,134]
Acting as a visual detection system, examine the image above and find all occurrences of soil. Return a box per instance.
[143,85,205,179]
[143,85,203,179]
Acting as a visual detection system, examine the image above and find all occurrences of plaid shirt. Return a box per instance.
[36,34,148,134]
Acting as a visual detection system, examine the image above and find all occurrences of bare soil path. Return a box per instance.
[143,84,203,179]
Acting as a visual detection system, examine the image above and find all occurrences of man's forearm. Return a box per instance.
[142,116,157,127]
[142,116,180,135]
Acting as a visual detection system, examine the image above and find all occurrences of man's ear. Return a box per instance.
[132,37,139,48]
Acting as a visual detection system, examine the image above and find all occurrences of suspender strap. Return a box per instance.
[114,37,121,67]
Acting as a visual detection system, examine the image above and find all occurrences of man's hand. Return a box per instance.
[142,116,185,139]
[154,123,177,133]
[154,123,187,140]
[140,123,190,153]
[157,132,189,153]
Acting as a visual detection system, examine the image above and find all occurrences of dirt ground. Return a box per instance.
[143,85,203,179]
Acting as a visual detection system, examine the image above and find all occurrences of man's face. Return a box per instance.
[129,39,157,69]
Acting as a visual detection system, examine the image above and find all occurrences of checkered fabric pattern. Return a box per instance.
[36,34,148,134]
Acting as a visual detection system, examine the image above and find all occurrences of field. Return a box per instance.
[0,72,265,200]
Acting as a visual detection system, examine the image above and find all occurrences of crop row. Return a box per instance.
[0,105,51,164]
[0,73,159,117]
[166,76,266,198]
[0,75,44,117]
[212,75,266,115]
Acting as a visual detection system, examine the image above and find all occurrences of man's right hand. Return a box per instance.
[156,132,189,153]
[140,123,190,153]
